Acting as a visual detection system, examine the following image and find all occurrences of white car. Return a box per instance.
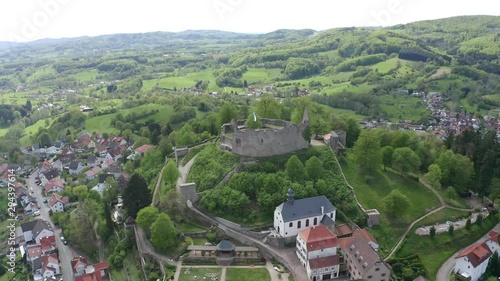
[33,210,40,216]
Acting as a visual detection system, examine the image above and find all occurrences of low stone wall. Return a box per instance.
[184,232,207,238]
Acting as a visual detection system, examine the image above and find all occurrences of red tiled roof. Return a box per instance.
[71,256,88,272]
[27,245,42,258]
[298,225,337,252]
[456,241,492,268]
[335,224,353,237]
[489,231,500,244]
[135,144,155,154]
[308,255,340,269]
[93,261,109,272]
[85,167,102,177]
[44,179,65,193]
[40,235,56,251]
[49,193,69,207]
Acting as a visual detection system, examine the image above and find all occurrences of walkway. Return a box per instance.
[173,262,289,281]
[384,179,474,260]
[436,222,500,281]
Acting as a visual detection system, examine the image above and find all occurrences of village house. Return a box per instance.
[40,169,60,185]
[92,174,114,196]
[71,256,110,281]
[38,254,60,280]
[296,225,340,281]
[48,193,70,213]
[454,231,500,281]
[39,235,57,254]
[338,229,391,281]
[26,244,42,262]
[69,161,84,175]
[20,219,54,244]
[44,179,65,194]
[85,166,103,181]
[274,189,336,239]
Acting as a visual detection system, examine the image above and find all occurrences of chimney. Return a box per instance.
[321,206,324,215]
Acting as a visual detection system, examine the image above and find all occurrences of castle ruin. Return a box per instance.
[220,109,310,157]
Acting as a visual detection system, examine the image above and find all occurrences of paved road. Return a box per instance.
[28,169,74,281]
[436,222,500,281]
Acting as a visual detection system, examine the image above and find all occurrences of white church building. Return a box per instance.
[274,189,336,239]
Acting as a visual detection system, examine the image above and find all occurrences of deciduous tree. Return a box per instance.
[162,160,180,189]
[136,206,159,232]
[384,189,410,218]
[381,146,394,171]
[353,130,382,176]
[150,213,176,252]
[286,155,307,182]
[305,156,323,182]
[392,147,421,176]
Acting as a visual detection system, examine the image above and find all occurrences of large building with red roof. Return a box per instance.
[296,225,340,281]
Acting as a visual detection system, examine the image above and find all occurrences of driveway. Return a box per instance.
[436,222,500,281]
[28,169,74,281]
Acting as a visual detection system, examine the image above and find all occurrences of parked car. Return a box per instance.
[60,236,68,245]
[33,210,40,216]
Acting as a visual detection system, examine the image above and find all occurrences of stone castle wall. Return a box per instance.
[220,118,309,157]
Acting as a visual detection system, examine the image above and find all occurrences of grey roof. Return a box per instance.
[69,161,81,170]
[87,156,97,164]
[21,220,39,232]
[32,258,42,271]
[217,240,235,251]
[320,214,335,226]
[32,220,53,237]
[42,169,59,180]
[98,173,113,183]
[276,195,336,222]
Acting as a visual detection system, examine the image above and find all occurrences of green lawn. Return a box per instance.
[414,208,470,228]
[177,223,206,233]
[370,58,400,73]
[85,104,174,134]
[192,237,209,245]
[225,268,271,281]
[395,217,498,280]
[178,267,222,281]
[242,68,281,85]
[0,92,29,105]
[341,158,441,255]
[69,69,99,83]
[378,94,428,121]
[319,104,368,121]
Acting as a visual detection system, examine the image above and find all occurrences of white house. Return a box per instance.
[296,225,340,281]
[48,193,69,213]
[454,231,500,281]
[274,189,336,239]
[40,254,60,279]
[454,242,492,281]
[85,166,102,181]
[20,219,54,244]
[68,161,84,175]
[44,179,65,194]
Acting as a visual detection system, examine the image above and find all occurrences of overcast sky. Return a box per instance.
[0,0,499,42]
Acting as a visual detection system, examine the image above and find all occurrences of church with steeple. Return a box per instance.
[273,188,337,239]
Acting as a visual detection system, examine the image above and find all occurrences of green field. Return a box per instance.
[319,104,368,121]
[378,94,428,121]
[341,158,441,256]
[483,94,500,103]
[414,208,470,228]
[69,69,99,83]
[225,268,271,281]
[242,68,282,85]
[178,267,222,281]
[0,92,29,105]
[85,104,174,134]
[396,217,497,280]
[177,223,206,233]
[26,67,58,83]
[370,58,400,73]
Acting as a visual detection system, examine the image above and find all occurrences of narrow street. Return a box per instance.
[28,169,74,281]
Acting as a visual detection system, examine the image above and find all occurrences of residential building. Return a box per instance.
[20,219,54,244]
[40,169,60,185]
[296,225,340,280]
[39,254,60,279]
[454,233,499,281]
[85,166,102,181]
[39,235,57,254]
[48,193,69,213]
[338,229,391,281]
[44,179,65,194]
[69,161,84,175]
[274,189,336,239]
